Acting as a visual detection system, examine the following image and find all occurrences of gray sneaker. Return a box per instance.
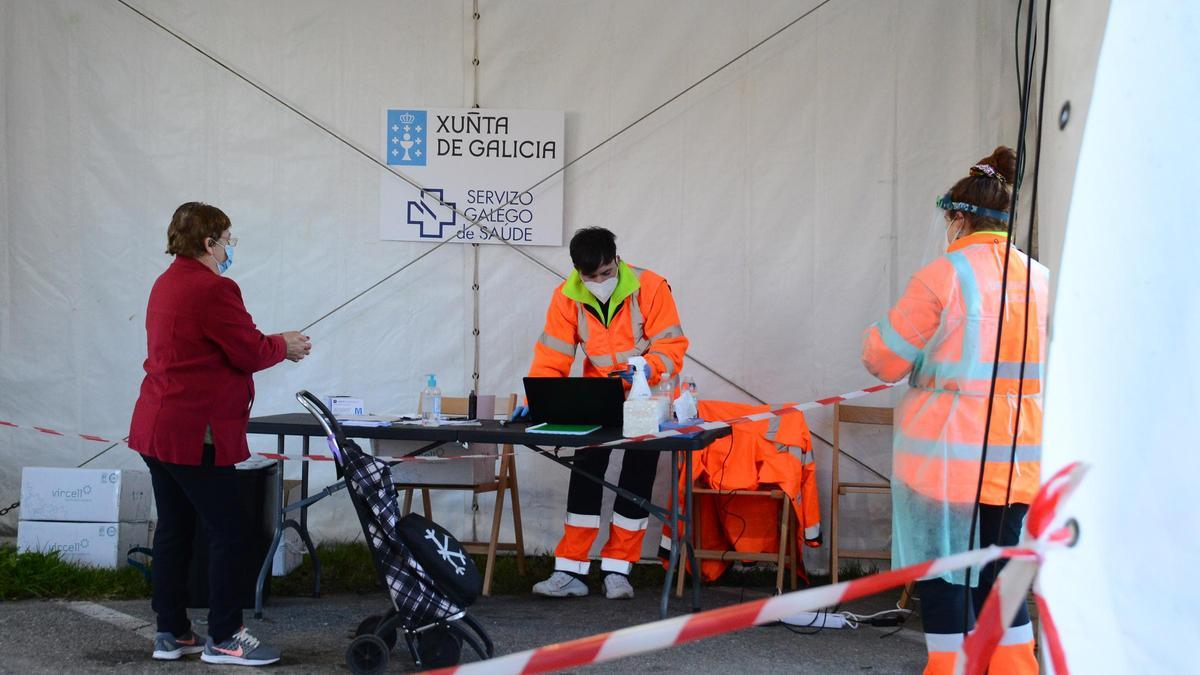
[152,629,205,660]
[603,573,634,600]
[532,571,589,597]
[200,627,281,666]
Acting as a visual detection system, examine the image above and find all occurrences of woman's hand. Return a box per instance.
[281,331,311,362]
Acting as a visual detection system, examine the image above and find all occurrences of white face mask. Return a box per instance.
[584,277,618,302]
[944,221,963,252]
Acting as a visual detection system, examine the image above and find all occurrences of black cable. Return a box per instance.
[960,0,1041,634]
[997,0,1053,544]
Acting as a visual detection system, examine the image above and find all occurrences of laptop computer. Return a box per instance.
[522,377,625,428]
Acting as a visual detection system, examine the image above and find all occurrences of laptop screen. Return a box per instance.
[522,377,625,427]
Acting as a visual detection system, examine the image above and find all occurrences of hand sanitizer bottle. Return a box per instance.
[623,357,659,436]
[420,374,442,427]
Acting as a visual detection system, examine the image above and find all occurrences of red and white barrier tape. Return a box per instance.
[955,462,1085,675]
[0,381,899,458]
[434,462,1086,675]
[579,382,897,450]
[0,419,120,444]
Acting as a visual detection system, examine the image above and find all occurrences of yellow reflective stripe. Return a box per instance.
[649,324,684,342]
[538,332,576,358]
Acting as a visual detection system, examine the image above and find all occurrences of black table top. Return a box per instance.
[247,413,728,452]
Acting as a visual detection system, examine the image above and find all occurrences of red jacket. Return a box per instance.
[129,256,286,466]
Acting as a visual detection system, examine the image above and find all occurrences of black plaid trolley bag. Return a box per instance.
[296,391,494,674]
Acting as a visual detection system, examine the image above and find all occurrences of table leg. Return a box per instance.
[300,436,309,533]
[255,435,287,619]
[686,449,700,612]
[660,450,680,620]
[299,435,321,598]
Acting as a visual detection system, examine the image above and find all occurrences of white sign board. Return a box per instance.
[380,107,564,246]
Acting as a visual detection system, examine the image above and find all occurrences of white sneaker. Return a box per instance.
[603,573,634,600]
[532,571,589,598]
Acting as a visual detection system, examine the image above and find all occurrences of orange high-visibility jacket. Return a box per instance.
[529,261,687,387]
[664,400,820,582]
[862,231,1049,577]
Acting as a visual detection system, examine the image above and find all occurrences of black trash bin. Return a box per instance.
[186,460,277,609]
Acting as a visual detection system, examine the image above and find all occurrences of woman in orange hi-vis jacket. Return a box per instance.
[862,147,1048,675]
[523,227,688,601]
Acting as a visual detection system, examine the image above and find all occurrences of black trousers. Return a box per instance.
[142,446,246,643]
[566,447,659,524]
[918,503,1032,638]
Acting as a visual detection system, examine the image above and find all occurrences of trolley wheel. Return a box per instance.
[346,634,390,675]
[354,614,398,650]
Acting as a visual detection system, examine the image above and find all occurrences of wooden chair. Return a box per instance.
[401,394,526,595]
[675,422,806,597]
[829,403,912,607]
[676,484,801,597]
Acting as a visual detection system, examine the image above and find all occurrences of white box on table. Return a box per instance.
[371,440,497,485]
[19,467,151,522]
[17,520,150,569]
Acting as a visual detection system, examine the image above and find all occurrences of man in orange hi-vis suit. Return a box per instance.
[862,148,1047,675]
[521,227,688,600]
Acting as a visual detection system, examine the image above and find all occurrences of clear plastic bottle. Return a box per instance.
[420,374,442,426]
[655,380,674,422]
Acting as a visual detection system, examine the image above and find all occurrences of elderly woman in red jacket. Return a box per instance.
[129,202,310,667]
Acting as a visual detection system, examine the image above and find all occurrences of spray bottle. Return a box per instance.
[622,356,659,436]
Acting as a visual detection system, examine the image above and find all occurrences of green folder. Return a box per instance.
[526,422,601,435]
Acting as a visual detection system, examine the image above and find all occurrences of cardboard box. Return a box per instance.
[20,467,151,523]
[373,440,497,485]
[272,526,305,576]
[17,520,149,569]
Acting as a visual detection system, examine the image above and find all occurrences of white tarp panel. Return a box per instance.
[1039,1,1199,670]
[1,0,1020,572]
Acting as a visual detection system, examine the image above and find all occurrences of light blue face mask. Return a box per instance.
[217,243,234,274]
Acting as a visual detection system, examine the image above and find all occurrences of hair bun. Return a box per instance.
[973,146,1017,184]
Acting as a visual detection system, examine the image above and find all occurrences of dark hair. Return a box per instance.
[569,227,617,275]
[945,146,1018,232]
[166,202,231,257]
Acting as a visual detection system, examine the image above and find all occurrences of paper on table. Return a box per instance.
[337,414,401,427]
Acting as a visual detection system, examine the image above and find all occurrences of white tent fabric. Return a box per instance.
[1039,1,1199,670]
[1,0,1021,571]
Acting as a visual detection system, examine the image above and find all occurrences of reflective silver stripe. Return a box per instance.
[600,558,633,574]
[576,304,590,342]
[804,523,821,540]
[538,332,576,357]
[925,633,964,651]
[628,294,648,349]
[611,513,648,532]
[589,353,616,368]
[555,557,590,574]
[649,351,675,379]
[1001,622,1034,646]
[765,415,782,441]
[659,534,672,551]
[565,512,601,529]
[649,324,684,342]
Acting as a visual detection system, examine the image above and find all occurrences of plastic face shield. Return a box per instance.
[935,194,1011,223]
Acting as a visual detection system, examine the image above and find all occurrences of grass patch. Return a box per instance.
[274,542,867,597]
[0,540,878,601]
[0,544,151,601]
